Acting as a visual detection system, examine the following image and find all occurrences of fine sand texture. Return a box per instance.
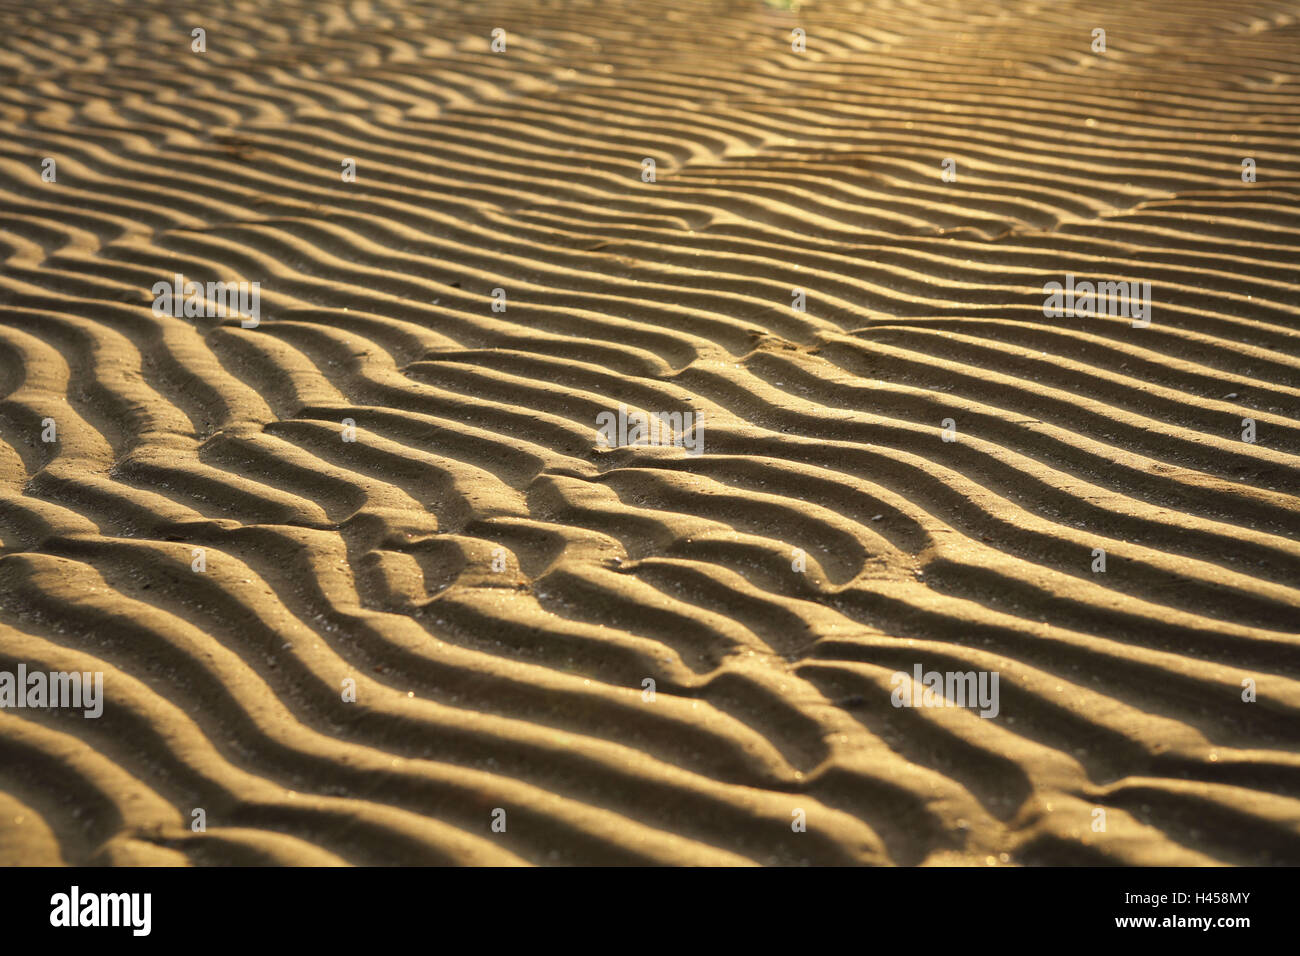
[1,0,1299,866]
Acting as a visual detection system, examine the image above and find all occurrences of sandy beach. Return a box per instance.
[1,0,1299,865]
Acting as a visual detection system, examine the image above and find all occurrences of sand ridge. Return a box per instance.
[0,0,1298,865]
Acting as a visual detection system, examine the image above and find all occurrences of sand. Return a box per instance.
[0,0,1298,866]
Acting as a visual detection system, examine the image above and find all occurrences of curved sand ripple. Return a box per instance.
[1,0,1299,865]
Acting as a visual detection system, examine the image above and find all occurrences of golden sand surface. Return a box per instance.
[0,0,1298,865]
